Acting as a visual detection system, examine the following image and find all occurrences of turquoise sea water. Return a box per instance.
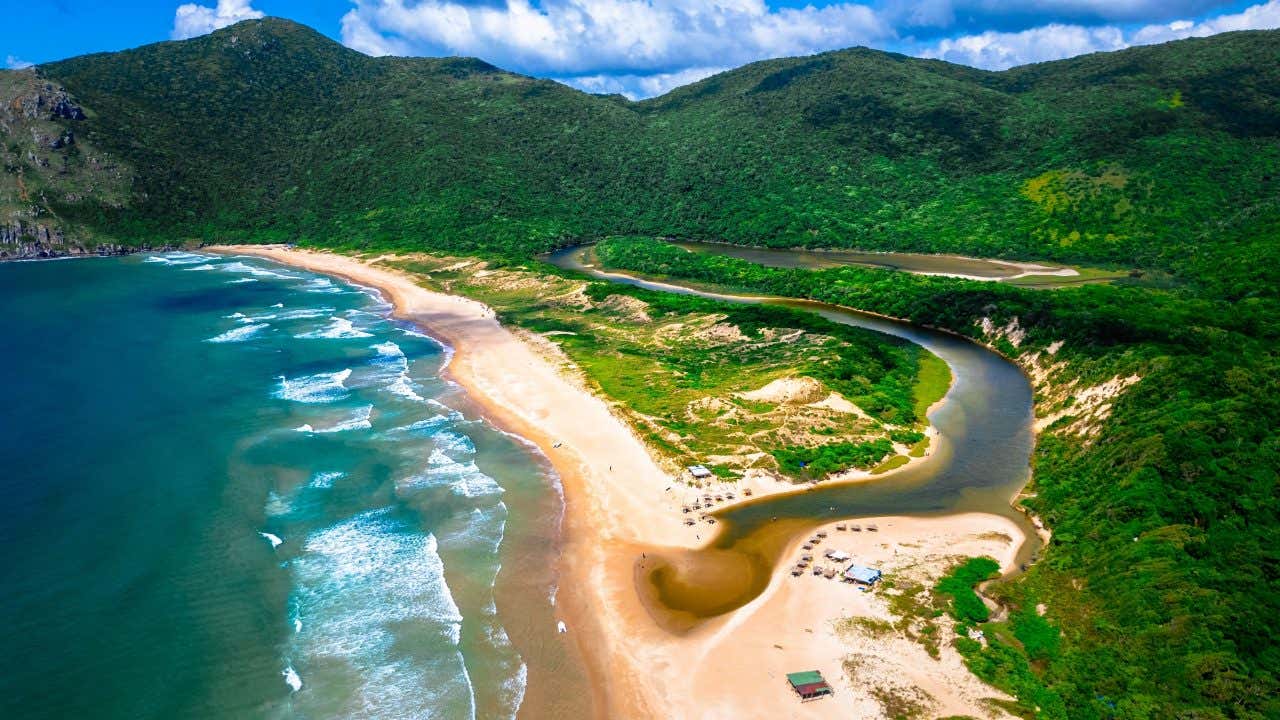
[0,252,562,718]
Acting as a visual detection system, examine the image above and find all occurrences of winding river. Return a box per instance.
[546,246,1041,627]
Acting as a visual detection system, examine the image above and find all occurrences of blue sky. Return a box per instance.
[5,0,1279,98]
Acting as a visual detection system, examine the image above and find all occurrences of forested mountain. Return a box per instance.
[3,19,1279,720]
[4,18,1278,293]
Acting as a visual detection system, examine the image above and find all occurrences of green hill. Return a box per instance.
[4,18,1277,291]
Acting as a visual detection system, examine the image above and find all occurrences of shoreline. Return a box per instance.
[213,245,1030,719]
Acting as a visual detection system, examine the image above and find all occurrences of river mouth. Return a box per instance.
[546,246,1041,626]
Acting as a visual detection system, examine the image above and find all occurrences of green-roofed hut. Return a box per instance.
[786,670,833,701]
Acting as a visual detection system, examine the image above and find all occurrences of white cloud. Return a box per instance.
[923,23,1127,68]
[920,0,1280,69]
[5,55,34,69]
[1130,0,1280,44]
[561,65,727,99]
[333,0,1280,97]
[172,0,265,40]
[340,0,892,78]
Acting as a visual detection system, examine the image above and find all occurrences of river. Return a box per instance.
[545,246,1040,625]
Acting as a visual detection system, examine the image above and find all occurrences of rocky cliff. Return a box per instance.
[1,68,133,259]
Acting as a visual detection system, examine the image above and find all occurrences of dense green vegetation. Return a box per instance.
[10,19,1277,288]
[773,438,894,478]
[3,17,1277,719]
[936,557,1001,624]
[594,236,1280,719]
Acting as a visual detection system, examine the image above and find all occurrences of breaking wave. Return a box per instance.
[296,316,374,340]
[286,509,476,719]
[274,369,352,404]
[298,405,374,434]
[206,323,269,343]
[218,261,299,280]
[144,252,212,266]
[300,277,345,294]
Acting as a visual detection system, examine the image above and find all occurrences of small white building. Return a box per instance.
[824,550,851,562]
[688,465,713,479]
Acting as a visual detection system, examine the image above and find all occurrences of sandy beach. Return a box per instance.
[212,245,1027,719]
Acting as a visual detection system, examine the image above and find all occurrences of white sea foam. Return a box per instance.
[206,323,269,343]
[300,277,345,294]
[144,252,212,266]
[295,424,315,433]
[402,456,504,498]
[218,261,299,280]
[296,317,374,340]
[260,532,284,549]
[433,430,476,458]
[182,263,218,271]
[383,415,452,438]
[283,665,302,692]
[274,369,352,404]
[366,341,426,402]
[286,509,475,718]
[310,471,345,489]
[372,341,404,360]
[385,375,426,402]
[226,278,257,284]
[314,405,374,434]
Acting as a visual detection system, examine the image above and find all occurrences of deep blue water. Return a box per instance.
[0,252,551,719]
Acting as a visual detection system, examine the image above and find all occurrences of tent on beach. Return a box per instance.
[786,670,834,701]
[843,563,883,586]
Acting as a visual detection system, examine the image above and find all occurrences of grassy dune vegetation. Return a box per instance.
[386,255,932,480]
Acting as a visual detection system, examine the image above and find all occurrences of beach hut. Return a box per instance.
[744,489,754,496]
[688,465,714,480]
[867,523,879,532]
[836,523,847,531]
[843,563,883,586]
[825,550,851,562]
[786,671,833,702]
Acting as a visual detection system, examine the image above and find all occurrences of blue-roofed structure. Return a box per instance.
[843,563,883,585]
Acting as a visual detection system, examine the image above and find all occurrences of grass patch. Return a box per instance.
[912,351,951,423]
[871,453,910,474]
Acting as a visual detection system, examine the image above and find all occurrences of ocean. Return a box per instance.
[0,252,568,719]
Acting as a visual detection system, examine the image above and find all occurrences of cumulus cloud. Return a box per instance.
[332,0,1280,97]
[1129,0,1280,44]
[5,55,34,70]
[172,0,265,40]
[920,0,1280,69]
[922,23,1127,68]
[340,0,891,87]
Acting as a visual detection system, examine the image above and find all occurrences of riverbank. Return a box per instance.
[213,245,1027,719]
